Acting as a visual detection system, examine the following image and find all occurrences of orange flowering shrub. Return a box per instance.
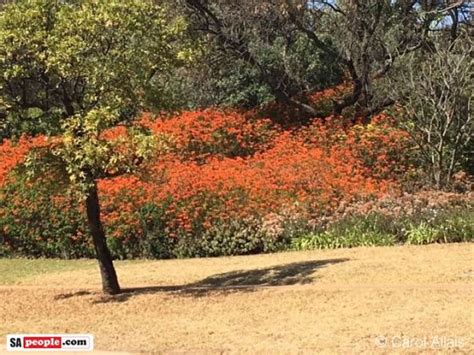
[307,83,351,113]
[92,112,409,257]
[141,110,276,162]
[300,114,412,180]
[0,96,415,258]
[0,172,91,257]
[0,136,52,186]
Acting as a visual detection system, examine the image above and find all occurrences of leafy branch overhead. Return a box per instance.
[182,0,471,120]
[0,0,182,185]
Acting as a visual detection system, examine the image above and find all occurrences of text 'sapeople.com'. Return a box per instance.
[7,335,93,352]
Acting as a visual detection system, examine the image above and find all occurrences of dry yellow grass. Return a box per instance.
[1,243,473,354]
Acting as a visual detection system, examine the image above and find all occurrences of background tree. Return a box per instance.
[180,0,342,114]
[0,0,182,294]
[284,0,474,119]
[390,30,473,189]
[182,0,471,120]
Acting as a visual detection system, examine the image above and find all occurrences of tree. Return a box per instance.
[0,0,181,294]
[183,0,471,120]
[181,0,342,115]
[391,30,473,189]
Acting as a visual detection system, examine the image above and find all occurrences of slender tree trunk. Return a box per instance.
[85,180,121,295]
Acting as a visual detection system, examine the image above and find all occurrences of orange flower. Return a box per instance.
[0,87,413,242]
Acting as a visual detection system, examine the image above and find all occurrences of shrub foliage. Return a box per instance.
[3,95,470,259]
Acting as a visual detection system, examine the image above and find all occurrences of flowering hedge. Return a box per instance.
[0,95,417,258]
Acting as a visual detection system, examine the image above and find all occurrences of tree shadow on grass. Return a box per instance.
[92,258,349,303]
[53,290,93,300]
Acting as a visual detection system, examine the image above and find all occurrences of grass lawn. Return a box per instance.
[0,243,473,353]
[0,259,96,285]
[0,258,147,285]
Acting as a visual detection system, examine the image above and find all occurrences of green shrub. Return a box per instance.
[437,211,474,242]
[404,222,438,245]
[291,231,396,250]
[173,218,274,258]
[0,173,92,258]
[406,210,473,245]
[291,208,473,251]
[171,213,312,258]
[104,200,178,259]
[135,201,177,259]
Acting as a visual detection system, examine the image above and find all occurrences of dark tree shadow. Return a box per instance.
[53,290,93,300]
[188,258,348,288]
[88,258,348,303]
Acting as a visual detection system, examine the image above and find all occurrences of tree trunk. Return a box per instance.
[85,180,121,295]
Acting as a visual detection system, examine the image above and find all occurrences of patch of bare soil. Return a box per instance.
[1,243,473,354]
